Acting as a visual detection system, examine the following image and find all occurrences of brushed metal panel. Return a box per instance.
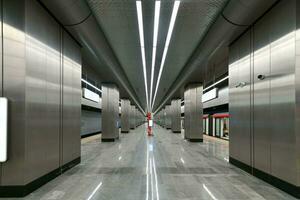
[296,0,300,186]
[102,84,119,139]
[253,11,271,174]
[229,41,240,162]
[62,30,81,165]
[269,0,296,184]
[184,84,203,139]
[24,0,61,183]
[1,0,26,185]
[165,105,171,129]
[130,105,135,129]
[184,88,190,139]
[171,99,181,132]
[121,99,130,132]
[235,30,252,166]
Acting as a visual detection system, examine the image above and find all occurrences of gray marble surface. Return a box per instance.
[2,124,297,200]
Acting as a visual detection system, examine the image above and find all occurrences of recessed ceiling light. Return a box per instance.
[136,1,149,111]
[150,1,161,111]
[152,1,181,109]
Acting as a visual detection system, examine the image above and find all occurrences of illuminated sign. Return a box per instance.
[202,88,217,103]
[83,88,100,103]
[0,97,8,162]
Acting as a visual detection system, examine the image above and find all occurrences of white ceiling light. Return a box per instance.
[136,1,149,111]
[151,0,180,109]
[81,79,102,93]
[149,1,161,111]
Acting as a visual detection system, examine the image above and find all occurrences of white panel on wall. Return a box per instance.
[202,88,218,102]
[0,97,8,162]
[83,88,100,102]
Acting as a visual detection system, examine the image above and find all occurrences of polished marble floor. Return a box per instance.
[3,124,297,200]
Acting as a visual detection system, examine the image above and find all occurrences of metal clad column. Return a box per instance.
[102,83,119,142]
[162,109,165,127]
[135,107,138,127]
[165,105,171,129]
[184,84,203,142]
[121,99,130,133]
[171,99,181,133]
[130,105,135,129]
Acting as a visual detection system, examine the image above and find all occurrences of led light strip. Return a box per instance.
[151,1,181,110]
[203,75,229,92]
[149,1,161,111]
[136,1,149,111]
[81,79,102,93]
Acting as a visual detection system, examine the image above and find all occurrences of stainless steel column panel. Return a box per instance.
[1,0,26,185]
[184,84,203,141]
[229,0,300,189]
[162,109,165,127]
[229,29,252,166]
[0,0,82,192]
[228,41,240,162]
[171,99,181,133]
[135,107,138,127]
[130,105,135,129]
[121,99,130,132]
[269,0,296,184]
[165,105,171,129]
[253,10,271,175]
[62,30,81,165]
[24,0,61,183]
[237,30,252,167]
[296,0,300,187]
[102,83,119,141]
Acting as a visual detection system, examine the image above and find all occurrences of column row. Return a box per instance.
[154,84,203,142]
[101,84,145,142]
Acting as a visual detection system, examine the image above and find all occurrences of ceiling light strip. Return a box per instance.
[81,79,102,92]
[149,1,161,111]
[203,76,229,92]
[136,1,149,111]
[151,0,180,110]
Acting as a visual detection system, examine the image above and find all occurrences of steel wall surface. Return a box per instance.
[0,0,81,187]
[229,0,300,187]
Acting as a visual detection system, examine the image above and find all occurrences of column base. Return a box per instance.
[81,131,101,138]
[101,138,115,142]
[172,130,181,133]
[229,157,300,198]
[188,139,203,142]
[0,157,80,197]
[121,131,129,133]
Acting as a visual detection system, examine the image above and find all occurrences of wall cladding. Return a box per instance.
[0,0,81,197]
[229,0,300,197]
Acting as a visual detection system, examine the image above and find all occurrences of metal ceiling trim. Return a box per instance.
[153,0,278,114]
[40,0,146,115]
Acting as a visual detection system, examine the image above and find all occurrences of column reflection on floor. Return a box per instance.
[5,123,298,200]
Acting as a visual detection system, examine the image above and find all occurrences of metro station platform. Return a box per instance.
[2,124,296,200]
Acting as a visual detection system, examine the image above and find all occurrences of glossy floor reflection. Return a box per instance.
[3,124,297,200]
